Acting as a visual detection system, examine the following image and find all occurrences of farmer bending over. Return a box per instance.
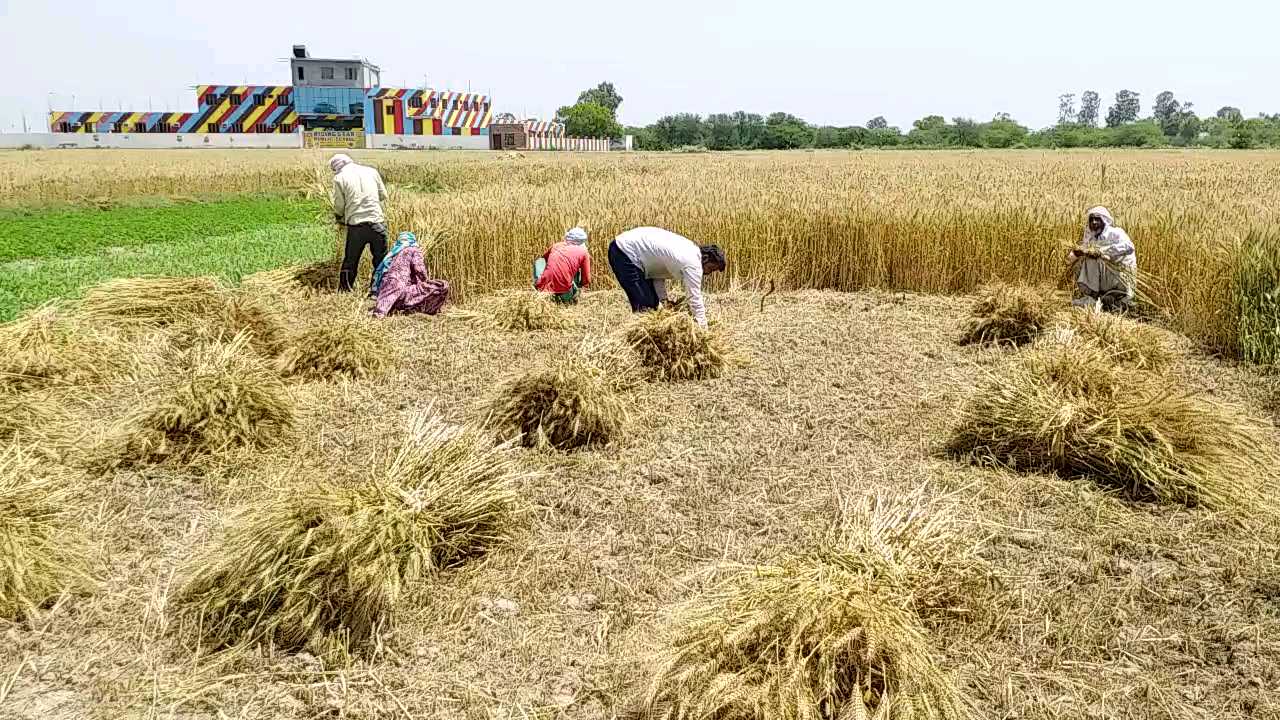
[533,227,591,303]
[371,232,450,318]
[1069,206,1137,313]
[330,153,388,294]
[608,226,726,328]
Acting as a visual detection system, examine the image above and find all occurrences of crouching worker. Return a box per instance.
[371,232,449,318]
[533,227,591,303]
[1069,206,1137,313]
[607,226,726,328]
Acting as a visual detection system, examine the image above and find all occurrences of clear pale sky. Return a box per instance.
[2,0,1277,132]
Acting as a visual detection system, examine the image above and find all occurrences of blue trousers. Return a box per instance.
[608,240,658,312]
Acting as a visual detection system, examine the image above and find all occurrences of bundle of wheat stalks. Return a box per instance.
[638,490,986,720]
[487,355,627,450]
[0,448,87,620]
[625,308,726,381]
[959,283,1059,347]
[93,332,293,470]
[948,342,1277,512]
[273,308,390,380]
[0,304,123,392]
[175,413,525,652]
[493,291,568,331]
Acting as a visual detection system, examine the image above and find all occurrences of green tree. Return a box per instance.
[1216,106,1244,123]
[1057,94,1077,125]
[1078,91,1101,127]
[1152,91,1182,136]
[867,116,888,130]
[1108,120,1165,147]
[576,82,623,114]
[980,116,1029,148]
[705,113,739,150]
[1106,90,1141,127]
[652,113,705,147]
[560,102,622,138]
[733,111,766,149]
[907,115,949,145]
[759,112,813,149]
[950,117,982,147]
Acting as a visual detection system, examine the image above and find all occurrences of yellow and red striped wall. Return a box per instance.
[366,88,492,135]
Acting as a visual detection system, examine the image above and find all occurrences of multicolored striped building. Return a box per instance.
[48,84,489,136]
[367,89,492,136]
[50,85,299,134]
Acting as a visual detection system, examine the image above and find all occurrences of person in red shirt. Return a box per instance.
[533,227,592,303]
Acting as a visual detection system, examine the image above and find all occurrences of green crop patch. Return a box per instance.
[0,197,323,263]
[0,224,335,320]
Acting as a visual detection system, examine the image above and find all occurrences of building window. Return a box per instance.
[408,96,422,108]
[254,123,269,133]
[280,123,293,133]
[253,93,265,105]
[113,122,125,133]
[203,94,216,106]
[429,97,438,110]
[226,122,243,133]
[321,67,334,80]
[57,122,70,132]
[206,124,218,133]
[135,122,147,133]
[297,66,305,80]
[156,123,172,133]
[229,94,242,106]
[345,67,357,81]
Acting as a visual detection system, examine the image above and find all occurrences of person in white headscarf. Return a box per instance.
[1068,206,1137,312]
[533,227,592,303]
[330,153,388,294]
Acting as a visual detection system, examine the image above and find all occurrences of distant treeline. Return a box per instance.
[624,91,1280,150]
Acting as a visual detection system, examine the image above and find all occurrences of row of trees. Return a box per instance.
[551,83,1280,150]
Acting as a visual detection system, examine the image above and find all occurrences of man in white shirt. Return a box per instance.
[607,227,727,328]
[330,153,389,294]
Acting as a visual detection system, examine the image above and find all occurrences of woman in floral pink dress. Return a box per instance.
[371,232,450,318]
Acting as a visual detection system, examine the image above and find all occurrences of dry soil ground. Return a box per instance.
[3,289,1279,720]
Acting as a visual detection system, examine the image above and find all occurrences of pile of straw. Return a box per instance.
[624,308,726,381]
[0,305,121,391]
[959,283,1059,347]
[486,357,626,450]
[493,292,567,331]
[95,333,293,469]
[79,276,225,326]
[638,490,982,720]
[1053,308,1175,371]
[275,312,390,381]
[176,412,525,651]
[172,290,287,359]
[948,343,1277,511]
[0,448,87,620]
[291,260,341,293]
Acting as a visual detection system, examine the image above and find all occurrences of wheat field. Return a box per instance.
[6,148,1278,354]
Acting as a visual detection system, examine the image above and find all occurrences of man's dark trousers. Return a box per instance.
[338,222,388,293]
[608,239,659,312]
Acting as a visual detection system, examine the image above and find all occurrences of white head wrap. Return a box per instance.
[329,154,353,173]
[564,227,588,245]
[1084,206,1114,242]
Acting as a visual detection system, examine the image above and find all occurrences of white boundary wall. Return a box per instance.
[365,134,488,150]
[0,133,302,149]
[527,136,609,151]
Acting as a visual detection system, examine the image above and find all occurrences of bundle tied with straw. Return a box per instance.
[637,489,986,720]
[175,412,526,652]
[0,304,124,391]
[959,282,1059,348]
[486,337,638,450]
[92,332,293,470]
[947,342,1278,513]
[624,308,727,381]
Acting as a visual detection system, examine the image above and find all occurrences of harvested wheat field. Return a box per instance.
[1,278,1278,720]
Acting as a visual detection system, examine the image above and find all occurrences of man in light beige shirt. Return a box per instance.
[330,153,389,294]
